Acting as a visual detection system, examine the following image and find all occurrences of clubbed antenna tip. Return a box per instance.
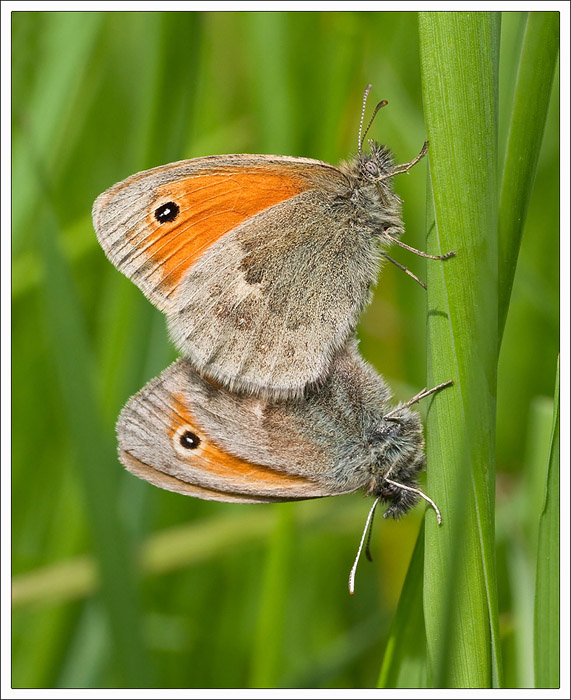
[358,84,388,154]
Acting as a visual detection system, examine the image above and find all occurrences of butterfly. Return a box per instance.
[117,339,450,592]
[93,86,453,399]
[118,339,446,515]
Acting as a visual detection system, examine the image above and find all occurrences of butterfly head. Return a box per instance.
[358,140,398,184]
[368,406,426,519]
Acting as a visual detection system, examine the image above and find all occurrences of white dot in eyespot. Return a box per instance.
[173,424,204,458]
[154,201,180,223]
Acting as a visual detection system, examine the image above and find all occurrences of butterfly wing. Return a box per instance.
[93,154,344,313]
[170,187,379,397]
[117,358,341,503]
[94,155,380,397]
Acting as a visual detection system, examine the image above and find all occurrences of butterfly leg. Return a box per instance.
[381,252,427,290]
[381,140,429,179]
[387,234,455,261]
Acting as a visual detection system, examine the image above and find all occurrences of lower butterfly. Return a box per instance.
[116,340,451,592]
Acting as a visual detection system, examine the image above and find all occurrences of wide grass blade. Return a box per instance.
[419,11,502,687]
[533,358,560,688]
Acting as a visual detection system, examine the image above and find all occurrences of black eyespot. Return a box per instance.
[155,201,180,223]
[364,160,379,176]
[179,430,200,450]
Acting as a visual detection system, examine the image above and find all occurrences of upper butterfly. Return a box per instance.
[93,86,451,398]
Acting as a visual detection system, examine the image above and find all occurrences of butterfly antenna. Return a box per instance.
[349,497,380,595]
[383,380,454,421]
[358,85,372,155]
[384,478,442,525]
[365,500,378,562]
[360,102,389,156]
[359,86,389,154]
[362,100,388,150]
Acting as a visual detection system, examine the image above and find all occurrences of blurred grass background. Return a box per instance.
[11,10,559,689]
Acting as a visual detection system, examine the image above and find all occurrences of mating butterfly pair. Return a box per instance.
[93,86,453,591]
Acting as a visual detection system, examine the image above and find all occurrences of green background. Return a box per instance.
[11,11,559,689]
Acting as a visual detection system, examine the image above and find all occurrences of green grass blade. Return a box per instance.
[249,505,296,688]
[378,528,427,688]
[419,11,502,687]
[533,358,560,688]
[498,12,559,343]
[12,12,104,251]
[242,11,298,153]
[35,208,152,687]
[497,395,555,687]
[497,12,528,164]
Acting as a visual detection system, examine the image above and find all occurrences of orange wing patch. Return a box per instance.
[168,393,319,492]
[142,172,312,295]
